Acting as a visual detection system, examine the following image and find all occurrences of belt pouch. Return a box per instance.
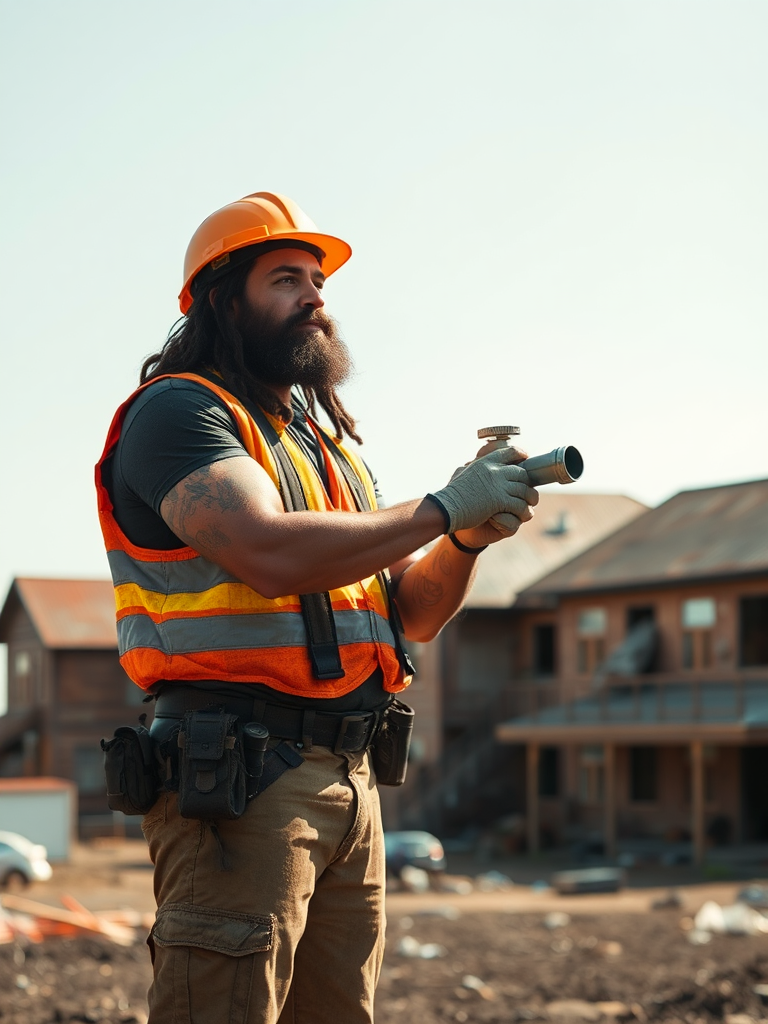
[370,700,414,787]
[101,723,159,815]
[177,711,246,820]
[242,722,270,798]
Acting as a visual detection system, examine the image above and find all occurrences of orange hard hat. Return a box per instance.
[178,191,352,314]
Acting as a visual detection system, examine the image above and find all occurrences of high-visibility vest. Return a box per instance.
[95,373,411,698]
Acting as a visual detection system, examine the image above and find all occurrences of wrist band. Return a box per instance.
[424,493,451,534]
[448,533,488,555]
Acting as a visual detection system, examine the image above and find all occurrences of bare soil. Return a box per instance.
[2,843,768,1022]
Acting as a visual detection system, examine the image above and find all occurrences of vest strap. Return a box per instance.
[211,380,345,682]
[315,424,416,680]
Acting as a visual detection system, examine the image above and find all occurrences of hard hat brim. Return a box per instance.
[179,230,352,314]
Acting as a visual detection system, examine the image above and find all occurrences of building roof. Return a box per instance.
[520,478,768,599]
[0,578,117,649]
[465,492,647,609]
[0,777,76,792]
[496,677,768,745]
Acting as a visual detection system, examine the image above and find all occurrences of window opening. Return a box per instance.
[533,624,556,676]
[577,609,606,675]
[538,747,560,797]
[740,596,768,666]
[630,746,658,801]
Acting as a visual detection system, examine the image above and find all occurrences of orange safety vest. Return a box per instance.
[95,373,411,698]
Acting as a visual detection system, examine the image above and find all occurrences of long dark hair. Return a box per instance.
[140,262,361,443]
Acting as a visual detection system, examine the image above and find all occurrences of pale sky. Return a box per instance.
[0,0,766,611]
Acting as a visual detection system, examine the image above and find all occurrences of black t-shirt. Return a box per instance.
[103,377,388,712]
[103,377,335,550]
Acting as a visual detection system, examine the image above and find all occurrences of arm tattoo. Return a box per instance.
[408,546,454,609]
[195,526,232,551]
[162,465,244,547]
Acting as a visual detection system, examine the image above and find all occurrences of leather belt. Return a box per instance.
[153,687,388,755]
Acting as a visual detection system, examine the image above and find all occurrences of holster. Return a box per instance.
[370,700,414,787]
[177,711,247,820]
[101,722,160,815]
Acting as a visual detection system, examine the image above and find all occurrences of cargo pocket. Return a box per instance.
[149,902,275,1024]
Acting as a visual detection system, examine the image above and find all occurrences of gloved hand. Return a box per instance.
[427,448,538,534]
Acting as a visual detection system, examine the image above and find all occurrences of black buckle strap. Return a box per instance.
[153,690,383,754]
[316,424,416,680]
[224,385,345,683]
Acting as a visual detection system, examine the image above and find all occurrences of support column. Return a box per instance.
[527,742,540,856]
[604,743,616,861]
[691,739,705,866]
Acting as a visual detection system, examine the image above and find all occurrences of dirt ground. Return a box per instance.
[2,841,768,1023]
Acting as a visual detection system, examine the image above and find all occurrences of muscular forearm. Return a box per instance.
[247,502,447,596]
[161,460,447,597]
[394,536,481,643]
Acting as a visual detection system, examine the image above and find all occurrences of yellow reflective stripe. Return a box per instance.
[115,580,376,617]
[115,582,292,616]
[279,429,334,511]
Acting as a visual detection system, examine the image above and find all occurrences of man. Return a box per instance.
[96,191,537,1024]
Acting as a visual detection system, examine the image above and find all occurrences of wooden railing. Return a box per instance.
[513,671,768,724]
[398,670,768,829]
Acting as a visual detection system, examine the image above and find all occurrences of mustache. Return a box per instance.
[289,308,335,333]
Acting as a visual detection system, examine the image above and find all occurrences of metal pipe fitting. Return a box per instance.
[520,446,584,486]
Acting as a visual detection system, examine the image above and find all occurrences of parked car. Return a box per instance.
[0,831,53,891]
[384,831,446,876]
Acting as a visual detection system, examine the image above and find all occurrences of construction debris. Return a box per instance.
[0,893,152,946]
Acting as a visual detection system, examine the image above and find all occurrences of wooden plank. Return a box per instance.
[526,742,540,855]
[691,739,705,866]
[604,743,616,860]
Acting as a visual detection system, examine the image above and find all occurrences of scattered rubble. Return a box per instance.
[475,870,514,892]
[3,895,768,1021]
[551,868,626,895]
[0,894,152,946]
[543,911,571,929]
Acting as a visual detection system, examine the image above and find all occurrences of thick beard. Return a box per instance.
[236,304,353,390]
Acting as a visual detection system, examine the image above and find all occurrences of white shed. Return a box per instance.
[0,777,77,861]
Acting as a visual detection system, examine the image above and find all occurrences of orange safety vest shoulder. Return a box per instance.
[95,373,411,698]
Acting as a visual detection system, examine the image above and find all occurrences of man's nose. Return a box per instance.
[300,279,324,311]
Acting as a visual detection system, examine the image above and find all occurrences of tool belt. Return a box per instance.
[102,687,413,820]
[153,688,384,755]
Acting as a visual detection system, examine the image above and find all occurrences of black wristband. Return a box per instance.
[424,493,451,534]
[448,533,488,555]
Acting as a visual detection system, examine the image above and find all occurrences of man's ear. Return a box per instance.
[208,287,218,308]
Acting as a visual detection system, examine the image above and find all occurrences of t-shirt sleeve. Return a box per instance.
[116,378,250,514]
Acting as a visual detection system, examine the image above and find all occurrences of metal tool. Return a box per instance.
[477,426,584,486]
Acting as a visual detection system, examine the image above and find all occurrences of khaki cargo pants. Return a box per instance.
[142,745,385,1024]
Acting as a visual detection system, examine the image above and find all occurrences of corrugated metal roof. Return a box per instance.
[465,493,647,608]
[522,478,768,598]
[1,578,117,649]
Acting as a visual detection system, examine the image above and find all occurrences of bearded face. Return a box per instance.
[235,301,353,391]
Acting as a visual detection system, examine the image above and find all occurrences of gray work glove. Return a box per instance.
[427,448,538,533]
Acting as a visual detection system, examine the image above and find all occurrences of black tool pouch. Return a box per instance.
[101,723,159,815]
[177,711,246,820]
[370,700,414,787]
[242,722,270,799]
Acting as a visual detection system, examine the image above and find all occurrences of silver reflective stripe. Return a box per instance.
[108,549,241,593]
[117,608,397,656]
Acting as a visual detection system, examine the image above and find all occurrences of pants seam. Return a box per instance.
[333,759,366,863]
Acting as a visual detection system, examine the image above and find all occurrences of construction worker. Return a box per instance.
[96,191,537,1023]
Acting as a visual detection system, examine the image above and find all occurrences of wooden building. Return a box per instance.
[0,578,143,830]
[497,478,768,863]
[386,490,647,831]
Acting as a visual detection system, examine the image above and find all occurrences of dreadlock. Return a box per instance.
[140,261,362,444]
